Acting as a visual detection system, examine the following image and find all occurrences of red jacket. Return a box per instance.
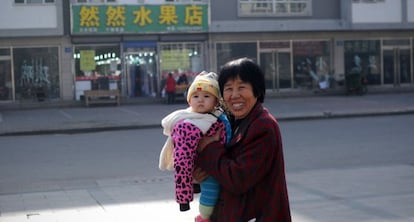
[165,76,176,93]
[196,103,291,222]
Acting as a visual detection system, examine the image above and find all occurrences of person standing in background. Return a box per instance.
[165,72,176,104]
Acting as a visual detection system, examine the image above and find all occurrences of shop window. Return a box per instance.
[74,45,121,100]
[239,0,311,17]
[0,48,11,56]
[74,45,121,79]
[293,41,331,89]
[216,42,257,69]
[344,40,381,85]
[13,47,60,101]
[158,42,204,99]
[159,43,204,82]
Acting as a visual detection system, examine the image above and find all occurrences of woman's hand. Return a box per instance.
[193,167,209,183]
[194,129,221,183]
[198,129,222,153]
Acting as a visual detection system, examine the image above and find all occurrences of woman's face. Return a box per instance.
[222,77,257,120]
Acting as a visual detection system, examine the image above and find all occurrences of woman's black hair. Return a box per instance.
[218,57,266,103]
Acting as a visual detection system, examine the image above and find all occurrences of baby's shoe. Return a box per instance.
[195,215,210,222]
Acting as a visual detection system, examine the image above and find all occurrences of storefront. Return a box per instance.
[69,4,413,101]
[340,38,413,87]
[71,4,208,100]
[214,39,333,92]
[212,34,413,93]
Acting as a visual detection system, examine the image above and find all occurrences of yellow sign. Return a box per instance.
[80,50,96,71]
[161,49,190,71]
[72,5,208,34]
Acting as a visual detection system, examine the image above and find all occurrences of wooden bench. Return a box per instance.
[84,90,120,107]
[175,84,188,96]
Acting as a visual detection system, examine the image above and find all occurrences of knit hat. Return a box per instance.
[186,71,220,102]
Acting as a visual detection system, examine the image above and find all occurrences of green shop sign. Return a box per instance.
[71,4,208,34]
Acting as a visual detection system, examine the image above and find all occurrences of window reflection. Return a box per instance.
[13,47,60,101]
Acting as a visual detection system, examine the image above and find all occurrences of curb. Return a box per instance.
[0,124,160,137]
[278,109,414,121]
[2,109,413,137]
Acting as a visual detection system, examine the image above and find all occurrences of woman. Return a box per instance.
[195,58,291,222]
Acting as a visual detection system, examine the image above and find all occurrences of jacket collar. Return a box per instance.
[228,102,264,146]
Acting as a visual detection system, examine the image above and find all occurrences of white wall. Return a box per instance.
[407,0,414,22]
[0,1,57,29]
[352,0,401,23]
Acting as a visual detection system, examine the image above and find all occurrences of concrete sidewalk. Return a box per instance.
[0,164,412,222]
[1,92,414,136]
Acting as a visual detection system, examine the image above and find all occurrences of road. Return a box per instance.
[281,115,414,171]
[0,115,413,221]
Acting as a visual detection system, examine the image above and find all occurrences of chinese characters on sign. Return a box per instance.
[133,6,152,26]
[72,4,208,34]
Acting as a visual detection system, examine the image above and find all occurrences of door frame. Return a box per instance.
[259,49,292,91]
[382,45,412,86]
[0,55,13,101]
[123,51,158,98]
[123,53,138,97]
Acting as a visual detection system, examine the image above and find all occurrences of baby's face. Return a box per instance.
[188,91,218,114]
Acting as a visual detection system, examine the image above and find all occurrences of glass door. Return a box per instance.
[260,52,275,90]
[260,51,291,90]
[124,52,157,97]
[278,51,292,88]
[0,59,13,101]
[383,47,411,85]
